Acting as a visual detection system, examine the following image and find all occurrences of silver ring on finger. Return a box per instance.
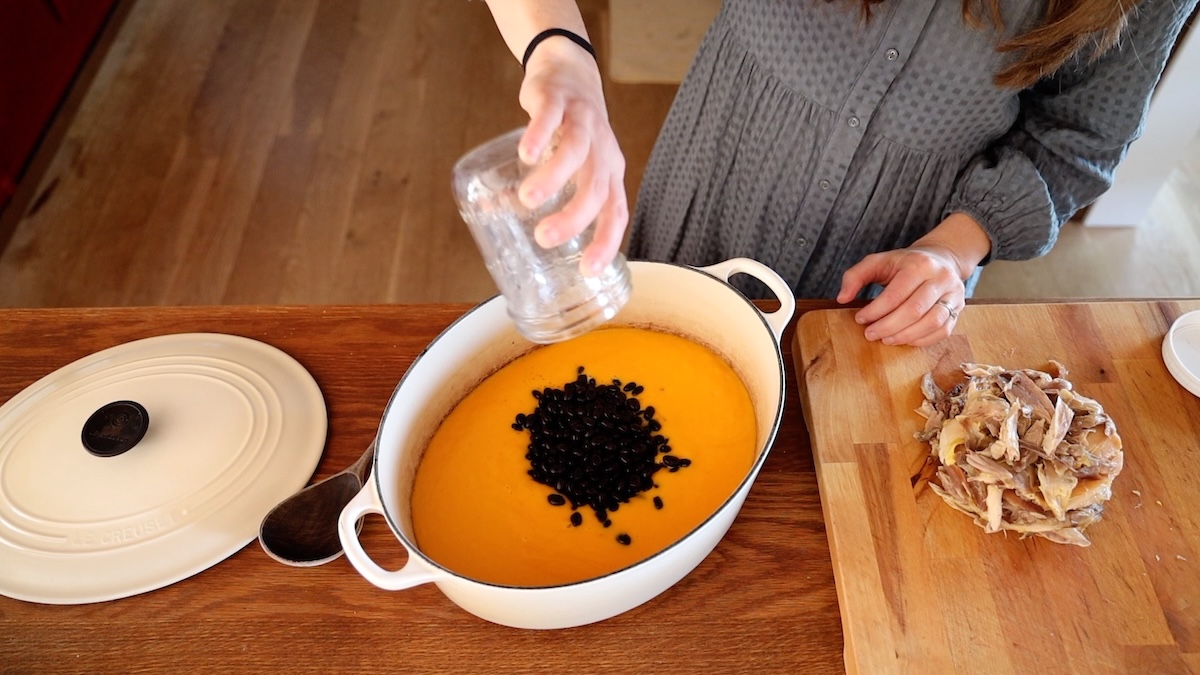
[935,299,960,321]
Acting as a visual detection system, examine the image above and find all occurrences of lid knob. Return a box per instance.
[82,401,149,457]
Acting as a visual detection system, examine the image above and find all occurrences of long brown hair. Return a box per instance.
[845,0,1144,88]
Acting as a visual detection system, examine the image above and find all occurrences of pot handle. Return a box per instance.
[338,473,443,590]
[700,258,796,341]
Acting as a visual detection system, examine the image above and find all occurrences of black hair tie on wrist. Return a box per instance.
[521,28,597,71]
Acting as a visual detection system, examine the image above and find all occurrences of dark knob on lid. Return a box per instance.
[82,401,149,457]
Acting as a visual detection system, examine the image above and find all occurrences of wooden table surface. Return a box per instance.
[0,302,845,673]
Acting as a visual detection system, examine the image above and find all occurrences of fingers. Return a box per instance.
[856,270,926,329]
[907,301,961,347]
[581,174,629,275]
[906,299,961,347]
[860,284,962,345]
[837,253,886,304]
[533,155,604,247]
[519,114,590,210]
[842,248,964,347]
[514,51,626,273]
[517,90,564,167]
[873,292,962,346]
[535,145,628,273]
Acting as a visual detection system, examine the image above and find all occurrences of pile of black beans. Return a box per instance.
[512,367,691,543]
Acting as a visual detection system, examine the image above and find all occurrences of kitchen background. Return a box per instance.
[1,0,1197,308]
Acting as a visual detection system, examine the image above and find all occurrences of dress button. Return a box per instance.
[798,237,809,247]
[885,48,899,61]
[818,179,831,191]
[848,116,860,128]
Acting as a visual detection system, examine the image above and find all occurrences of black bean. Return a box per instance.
[548,494,566,506]
[654,496,663,510]
[570,512,582,527]
[633,386,644,396]
[514,367,689,532]
[616,533,632,545]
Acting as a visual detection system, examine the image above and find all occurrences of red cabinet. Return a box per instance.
[0,0,117,211]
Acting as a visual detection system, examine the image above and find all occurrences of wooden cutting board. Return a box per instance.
[794,300,1200,675]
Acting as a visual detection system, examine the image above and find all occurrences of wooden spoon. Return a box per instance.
[257,441,375,566]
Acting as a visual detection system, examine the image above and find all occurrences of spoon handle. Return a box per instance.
[348,439,376,481]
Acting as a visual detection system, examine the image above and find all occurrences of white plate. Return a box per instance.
[1163,310,1200,399]
[0,333,326,604]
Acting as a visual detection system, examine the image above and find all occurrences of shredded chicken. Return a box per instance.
[916,361,1123,547]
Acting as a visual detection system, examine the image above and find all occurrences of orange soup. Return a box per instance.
[409,327,757,587]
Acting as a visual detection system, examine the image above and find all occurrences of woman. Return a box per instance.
[482,0,1196,346]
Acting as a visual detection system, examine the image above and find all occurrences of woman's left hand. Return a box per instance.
[836,245,966,347]
[836,212,992,347]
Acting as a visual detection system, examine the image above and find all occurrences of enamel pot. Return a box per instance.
[338,258,795,629]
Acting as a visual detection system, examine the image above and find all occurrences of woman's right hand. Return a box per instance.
[516,37,628,276]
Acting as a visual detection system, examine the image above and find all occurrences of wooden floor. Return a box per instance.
[0,0,1196,308]
[0,0,675,307]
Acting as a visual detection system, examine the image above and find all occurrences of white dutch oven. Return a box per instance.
[338,258,795,629]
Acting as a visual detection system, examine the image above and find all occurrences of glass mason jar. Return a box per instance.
[452,128,631,344]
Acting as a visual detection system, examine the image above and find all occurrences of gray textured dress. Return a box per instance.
[628,0,1197,298]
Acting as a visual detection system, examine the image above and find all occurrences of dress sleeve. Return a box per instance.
[943,0,1198,262]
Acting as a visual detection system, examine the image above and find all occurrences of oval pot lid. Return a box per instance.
[0,333,327,604]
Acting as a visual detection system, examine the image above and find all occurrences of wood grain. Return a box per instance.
[0,0,678,308]
[0,301,844,673]
[3,1,1199,308]
[795,300,1200,675]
